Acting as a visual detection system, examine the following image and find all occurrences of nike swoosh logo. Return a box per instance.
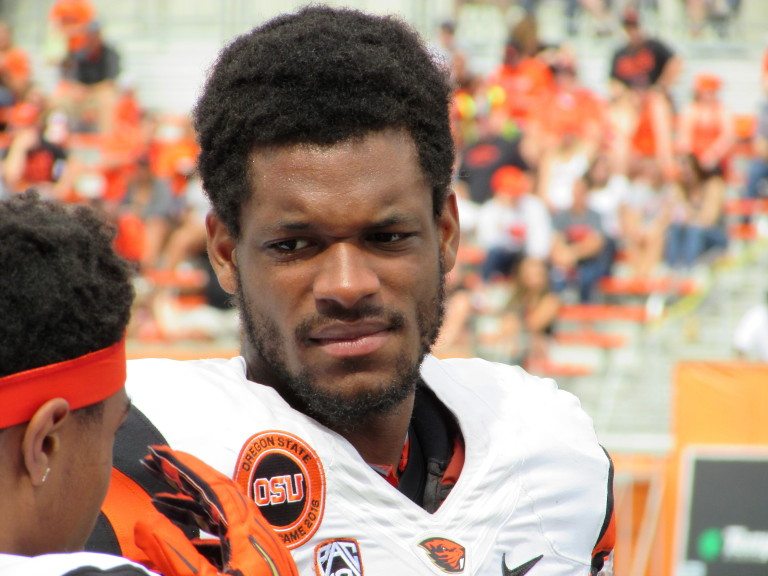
[501,554,543,576]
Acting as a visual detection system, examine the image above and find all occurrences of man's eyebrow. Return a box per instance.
[271,214,420,232]
[367,214,421,228]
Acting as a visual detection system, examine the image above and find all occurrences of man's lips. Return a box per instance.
[308,322,392,358]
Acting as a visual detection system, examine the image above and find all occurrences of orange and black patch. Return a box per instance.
[419,537,466,573]
[235,430,326,549]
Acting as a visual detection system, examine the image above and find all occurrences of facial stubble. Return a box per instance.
[236,257,446,432]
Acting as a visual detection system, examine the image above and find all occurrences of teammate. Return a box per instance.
[99,7,615,575]
[0,191,146,574]
[0,192,297,576]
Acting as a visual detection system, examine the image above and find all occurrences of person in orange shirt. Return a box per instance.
[0,21,30,111]
[485,39,553,129]
[677,74,735,184]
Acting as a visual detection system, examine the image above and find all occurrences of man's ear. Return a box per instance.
[438,192,461,274]
[206,213,238,295]
[21,398,69,487]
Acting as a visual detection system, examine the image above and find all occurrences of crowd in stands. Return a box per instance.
[432,5,768,367]
[0,1,766,368]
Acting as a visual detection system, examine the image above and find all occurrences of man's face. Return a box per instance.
[208,129,459,431]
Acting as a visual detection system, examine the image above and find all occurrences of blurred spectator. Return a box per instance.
[476,166,552,281]
[536,126,593,212]
[676,74,734,193]
[665,154,728,269]
[743,49,768,203]
[474,256,560,366]
[116,155,175,269]
[0,22,31,115]
[585,155,629,270]
[54,20,120,133]
[533,49,605,152]
[609,7,681,96]
[550,174,612,302]
[457,108,533,204]
[732,292,768,362]
[159,170,208,271]
[432,267,478,359]
[47,0,96,65]
[518,0,612,38]
[1,102,72,199]
[431,19,469,88]
[620,158,672,277]
[149,255,239,342]
[607,83,676,184]
[485,38,553,129]
[685,0,742,38]
[149,114,199,196]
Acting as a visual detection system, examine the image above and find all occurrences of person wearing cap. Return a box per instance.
[609,7,681,94]
[54,19,120,133]
[677,73,734,184]
[0,21,31,111]
[608,7,678,182]
[476,165,553,281]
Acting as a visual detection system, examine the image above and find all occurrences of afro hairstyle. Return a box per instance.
[0,192,134,379]
[193,5,455,238]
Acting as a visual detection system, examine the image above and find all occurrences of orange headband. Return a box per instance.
[0,339,126,429]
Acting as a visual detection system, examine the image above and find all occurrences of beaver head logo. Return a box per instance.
[419,537,466,573]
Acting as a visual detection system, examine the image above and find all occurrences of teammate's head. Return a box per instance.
[0,191,134,555]
[193,5,455,239]
[201,7,460,432]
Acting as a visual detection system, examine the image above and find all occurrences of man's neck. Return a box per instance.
[338,393,415,469]
[241,343,417,470]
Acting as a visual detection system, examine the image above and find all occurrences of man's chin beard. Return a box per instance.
[235,257,445,433]
[274,355,423,433]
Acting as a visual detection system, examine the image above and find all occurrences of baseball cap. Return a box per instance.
[694,73,721,93]
[491,166,531,198]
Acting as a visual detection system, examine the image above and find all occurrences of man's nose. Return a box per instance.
[312,242,381,309]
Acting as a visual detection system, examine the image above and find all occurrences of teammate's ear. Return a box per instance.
[22,398,69,487]
[206,213,238,295]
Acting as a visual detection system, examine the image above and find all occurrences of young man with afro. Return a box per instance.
[92,7,615,575]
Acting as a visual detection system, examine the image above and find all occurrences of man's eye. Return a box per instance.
[369,232,410,244]
[269,238,310,252]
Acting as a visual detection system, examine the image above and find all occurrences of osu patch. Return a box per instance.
[419,537,466,573]
[314,538,364,576]
[235,430,325,549]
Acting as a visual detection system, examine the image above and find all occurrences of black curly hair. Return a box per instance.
[0,192,134,382]
[193,6,454,238]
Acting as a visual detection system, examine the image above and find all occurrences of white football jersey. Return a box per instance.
[125,355,613,576]
[0,552,156,575]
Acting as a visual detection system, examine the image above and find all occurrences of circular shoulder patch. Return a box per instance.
[234,430,326,549]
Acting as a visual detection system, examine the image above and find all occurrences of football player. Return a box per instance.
[95,7,615,575]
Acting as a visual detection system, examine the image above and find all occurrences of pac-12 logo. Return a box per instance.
[235,430,326,549]
[314,538,364,576]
